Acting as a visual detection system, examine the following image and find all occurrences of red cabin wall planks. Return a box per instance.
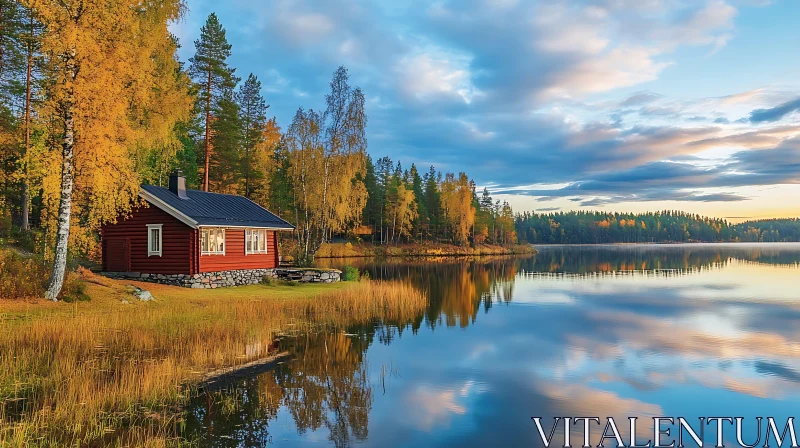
[198,229,279,273]
[101,204,193,275]
[102,200,282,275]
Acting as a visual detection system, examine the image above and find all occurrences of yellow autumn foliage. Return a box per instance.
[441,172,475,245]
[26,0,191,257]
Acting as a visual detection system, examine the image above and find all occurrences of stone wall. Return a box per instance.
[103,268,341,289]
[272,268,341,283]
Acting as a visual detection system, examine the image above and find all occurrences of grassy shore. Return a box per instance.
[0,270,426,447]
[314,241,536,258]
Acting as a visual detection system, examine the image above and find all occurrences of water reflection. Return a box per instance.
[526,243,800,273]
[318,256,523,329]
[185,333,373,447]
[186,244,800,446]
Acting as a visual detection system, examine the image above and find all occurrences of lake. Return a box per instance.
[183,243,800,447]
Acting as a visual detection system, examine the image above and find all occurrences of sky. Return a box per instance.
[171,0,800,222]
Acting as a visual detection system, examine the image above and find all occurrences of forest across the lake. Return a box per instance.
[515,211,800,244]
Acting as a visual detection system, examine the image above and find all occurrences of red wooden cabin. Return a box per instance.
[101,171,294,275]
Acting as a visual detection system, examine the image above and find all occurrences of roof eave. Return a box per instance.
[139,188,199,229]
[196,223,296,230]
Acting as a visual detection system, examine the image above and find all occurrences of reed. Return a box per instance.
[0,272,426,447]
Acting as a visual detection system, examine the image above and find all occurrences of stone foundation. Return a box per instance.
[103,268,341,289]
[271,268,342,283]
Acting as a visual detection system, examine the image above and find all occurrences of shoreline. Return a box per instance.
[0,271,427,446]
[311,242,537,259]
[531,241,800,247]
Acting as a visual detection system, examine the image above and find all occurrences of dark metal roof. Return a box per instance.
[141,184,295,229]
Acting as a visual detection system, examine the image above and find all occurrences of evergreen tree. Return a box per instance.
[375,156,392,243]
[17,3,43,230]
[476,187,494,243]
[423,166,442,241]
[268,140,293,219]
[362,156,380,241]
[189,13,239,191]
[409,163,426,241]
[208,90,242,193]
[237,73,268,198]
[0,0,26,228]
[174,120,201,188]
[0,0,25,105]
[386,161,403,242]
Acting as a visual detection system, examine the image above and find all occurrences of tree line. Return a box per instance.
[515,211,800,244]
[0,8,516,298]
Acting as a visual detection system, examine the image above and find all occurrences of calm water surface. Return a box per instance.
[184,243,800,447]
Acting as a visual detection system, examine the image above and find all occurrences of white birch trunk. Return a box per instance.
[45,47,77,301]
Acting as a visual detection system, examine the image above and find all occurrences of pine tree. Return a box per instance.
[386,161,403,243]
[173,119,202,189]
[0,1,16,219]
[409,163,426,241]
[268,139,293,219]
[423,166,441,241]
[479,187,495,243]
[0,0,25,104]
[362,156,380,242]
[189,13,238,191]
[237,73,269,198]
[17,4,43,230]
[208,89,242,193]
[375,156,392,243]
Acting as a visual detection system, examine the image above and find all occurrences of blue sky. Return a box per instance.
[172,0,800,221]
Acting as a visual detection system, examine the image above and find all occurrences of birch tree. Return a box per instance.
[441,172,475,246]
[286,66,368,265]
[29,0,189,300]
[387,183,417,242]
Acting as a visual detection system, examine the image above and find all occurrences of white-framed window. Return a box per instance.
[246,229,268,255]
[147,224,162,257]
[201,228,226,255]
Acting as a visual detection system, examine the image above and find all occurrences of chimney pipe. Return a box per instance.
[169,170,188,199]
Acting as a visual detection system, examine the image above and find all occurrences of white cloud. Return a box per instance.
[278,11,335,44]
[665,0,737,49]
[534,4,610,55]
[543,47,671,99]
[462,121,496,140]
[177,0,793,216]
[396,51,480,104]
[405,385,467,430]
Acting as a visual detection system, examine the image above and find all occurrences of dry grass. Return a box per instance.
[0,250,48,299]
[0,271,426,447]
[0,250,88,302]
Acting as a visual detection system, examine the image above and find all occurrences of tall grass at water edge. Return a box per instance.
[0,273,427,447]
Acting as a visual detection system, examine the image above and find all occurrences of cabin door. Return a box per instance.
[106,238,130,272]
